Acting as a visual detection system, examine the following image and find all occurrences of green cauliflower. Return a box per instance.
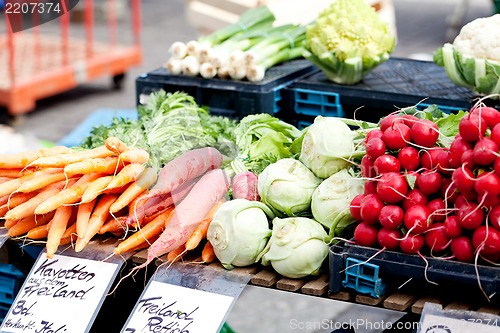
[303,0,395,85]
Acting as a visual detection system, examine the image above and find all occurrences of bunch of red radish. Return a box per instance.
[350,105,500,265]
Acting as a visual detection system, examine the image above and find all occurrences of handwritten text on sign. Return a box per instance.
[123,281,234,333]
[1,254,118,333]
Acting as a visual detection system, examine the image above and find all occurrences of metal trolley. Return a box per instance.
[0,0,142,116]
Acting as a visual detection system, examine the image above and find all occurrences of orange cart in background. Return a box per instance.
[0,0,142,115]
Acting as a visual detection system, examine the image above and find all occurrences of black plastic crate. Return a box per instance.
[329,242,500,299]
[284,57,482,124]
[135,60,319,120]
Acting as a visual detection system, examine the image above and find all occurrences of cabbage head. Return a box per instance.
[299,116,356,179]
[303,0,395,85]
[258,158,322,216]
[207,199,275,270]
[311,169,364,230]
[258,217,329,279]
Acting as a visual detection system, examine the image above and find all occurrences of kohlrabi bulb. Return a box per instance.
[258,217,329,279]
[207,199,274,270]
[257,158,322,216]
[299,116,356,179]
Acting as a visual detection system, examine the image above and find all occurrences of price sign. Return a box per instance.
[122,281,234,333]
[418,303,500,333]
[121,263,251,333]
[0,253,120,333]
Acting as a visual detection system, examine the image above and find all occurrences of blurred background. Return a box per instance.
[0,0,498,332]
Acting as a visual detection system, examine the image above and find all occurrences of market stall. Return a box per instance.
[1,1,500,333]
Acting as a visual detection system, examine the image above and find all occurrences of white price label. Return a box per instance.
[122,281,234,333]
[0,253,119,333]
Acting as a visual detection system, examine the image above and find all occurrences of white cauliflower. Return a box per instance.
[453,14,500,62]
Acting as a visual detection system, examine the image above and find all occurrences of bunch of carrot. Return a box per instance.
[0,137,155,258]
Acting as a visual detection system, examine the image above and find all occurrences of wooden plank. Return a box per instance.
[301,275,329,297]
[251,268,279,287]
[411,296,445,314]
[444,301,475,312]
[231,265,261,276]
[355,294,386,306]
[383,293,418,311]
[276,277,306,292]
[329,291,353,302]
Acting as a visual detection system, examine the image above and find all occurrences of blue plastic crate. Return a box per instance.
[0,302,10,323]
[135,60,319,120]
[58,108,137,147]
[293,88,345,118]
[342,257,387,298]
[0,264,25,305]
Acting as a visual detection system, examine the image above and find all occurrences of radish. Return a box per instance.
[379,114,403,132]
[424,223,451,253]
[139,169,230,269]
[374,154,400,174]
[364,180,378,194]
[472,226,500,255]
[452,167,475,194]
[461,149,477,169]
[360,193,384,224]
[378,205,404,229]
[494,158,500,177]
[440,179,460,204]
[448,135,474,168]
[382,123,411,151]
[490,123,500,147]
[411,119,439,148]
[420,149,442,170]
[366,138,386,159]
[377,228,401,250]
[435,149,452,174]
[473,138,499,166]
[365,129,384,142]
[404,205,431,234]
[354,222,378,247]
[400,114,419,128]
[361,155,376,178]
[471,106,500,129]
[444,215,462,238]
[402,189,428,211]
[451,236,474,262]
[398,147,420,171]
[427,198,447,223]
[416,170,442,196]
[459,113,486,142]
[474,171,500,199]
[350,193,365,222]
[399,234,424,254]
[376,172,409,204]
[457,201,484,230]
[489,205,500,230]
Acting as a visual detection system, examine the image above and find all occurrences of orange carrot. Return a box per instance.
[34,173,102,215]
[5,191,39,209]
[26,223,50,240]
[105,136,129,154]
[0,145,71,169]
[62,222,77,239]
[4,218,18,229]
[16,170,67,193]
[81,175,114,203]
[184,199,225,251]
[30,146,116,168]
[0,168,60,197]
[75,193,119,252]
[76,198,97,239]
[99,216,128,235]
[119,148,149,164]
[4,179,73,221]
[113,207,174,255]
[7,212,55,237]
[201,241,216,263]
[46,206,74,258]
[128,189,149,215]
[106,163,145,190]
[64,156,124,177]
[167,244,186,263]
[109,167,157,213]
[0,169,33,178]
